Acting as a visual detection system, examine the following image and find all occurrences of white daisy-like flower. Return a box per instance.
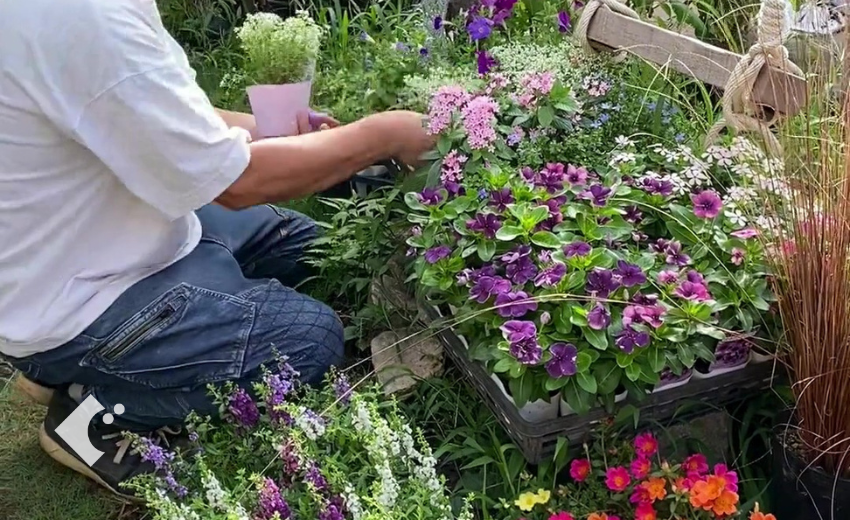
[726,209,748,227]
[615,135,633,148]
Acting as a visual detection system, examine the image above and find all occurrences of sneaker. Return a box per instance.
[14,375,55,405]
[38,389,186,501]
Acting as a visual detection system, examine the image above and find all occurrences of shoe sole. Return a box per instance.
[38,423,139,503]
[14,376,54,406]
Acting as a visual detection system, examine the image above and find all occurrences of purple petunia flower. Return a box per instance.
[534,262,567,287]
[639,304,665,328]
[650,238,670,253]
[665,241,690,266]
[521,166,536,181]
[500,320,537,342]
[424,245,452,264]
[495,291,539,318]
[673,281,711,301]
[564,241,592,258]
[256,477,291,520]
[613,260,647,287]
[467,16,493,40]
[686,270,706,285]
[501,245,532,264]
[691,190,723,219]
[467,213,503,239]
[319,505,345,520]
[566,165,589,186]
[469,275,512,303]
[615,326,650,353]
[546,343,578,377]
[418,187,443,205]
[433,15,443,30]
[642,178,674,197]
[658,270,678,285]
[536,163,566,193]
[490,187,514,211]
[510,336,542,365]
[585,268,620,298]
[587,303,611,330]
[557,11,571,32]
[506,256,538,285]
[228,387,260,428]
[731,247,745,265]
[624,205,643,224]
[632,292,658,305]
[731,227,758,239]
[476,50,497,75]
[585,184,612,206]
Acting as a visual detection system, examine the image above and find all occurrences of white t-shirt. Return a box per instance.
[0,0,252,358]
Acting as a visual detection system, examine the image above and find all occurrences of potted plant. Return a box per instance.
[405,73,777,422]
[230,11,324,138]
[758,92,850,519]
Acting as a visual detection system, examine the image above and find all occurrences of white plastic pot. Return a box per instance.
[750,350,775,364]
[692,357,750,380]
[489,373,560,422]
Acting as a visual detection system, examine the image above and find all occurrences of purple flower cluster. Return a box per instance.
[500,320,541,364]
[637,177,674,197]
[615,326,650,353]
[305,461,329,492]
[139,437,185,496]
[585,268,620,298]
[333,373,352,405]
[256,477,291,520]
[467,212,502,238]
[228,387,260,428]
[425,245,452,264]
[673,271,712,301]
[714,338,751,368]
[265,370,295,423]
[279,439,301,477]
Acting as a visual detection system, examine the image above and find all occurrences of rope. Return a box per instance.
[704,0,803,156]
[574,0,640,58]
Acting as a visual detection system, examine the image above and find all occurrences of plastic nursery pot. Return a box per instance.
[651,368,694,393]
[247,81,312,138]
[750,349,776,364]
[693,339,751,380]
[488,373,560,422]
[559,388,627,417]
[770,418,850,519]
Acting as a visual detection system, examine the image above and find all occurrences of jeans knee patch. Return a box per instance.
[80,283,255,390]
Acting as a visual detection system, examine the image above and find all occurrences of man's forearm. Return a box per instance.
[217,109,257,139]
[216,114,397,209]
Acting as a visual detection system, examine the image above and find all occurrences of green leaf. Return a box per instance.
[545,376,571,391]
[563,380,594,414]
[647,348,665,372]
[616,352,634,368]
[576,350,599,372]
[531,231,562,249]
[495,225,523,241]
[593,362,621,394]
[509,374,534,408]
[461,455,495,470]
[493,357,514,373]
[576,371,598,394]
[538,105,555,128]
[404,192,427,211]
[555,306,574,335]
[736,307,754,331]
[477,241,496,262]
[625,362,642,381]
[696,324,726,340]
[554,437,570,471]
[437,136,453,155]
[584,327,609,350]
[677,344,696,367]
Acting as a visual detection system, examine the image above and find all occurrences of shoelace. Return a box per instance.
[102,425,182,465]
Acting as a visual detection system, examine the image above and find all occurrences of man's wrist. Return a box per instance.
[358,112,404,161]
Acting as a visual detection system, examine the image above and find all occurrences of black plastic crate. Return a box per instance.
[422,302,779,464]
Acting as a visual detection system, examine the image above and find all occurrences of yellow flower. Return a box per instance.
[534,489,551,504]
[515,492,538,511]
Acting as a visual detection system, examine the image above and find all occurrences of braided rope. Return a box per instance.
[574,0,640,58]
[704,0,803,156]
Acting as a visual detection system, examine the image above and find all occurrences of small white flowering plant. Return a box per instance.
[232,11,324,86]
[125,360,471,520]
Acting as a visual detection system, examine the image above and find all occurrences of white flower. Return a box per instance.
[615,135,633,148]
[376,460,399,508]
[725,209,748,227]
[344,485,364,520]
[353,400,373,433]
[610,152,637,165]
[202,471,226,510]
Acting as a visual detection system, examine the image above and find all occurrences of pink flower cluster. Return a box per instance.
[583,76,611,98]
[441,150,468,184]
[427,86,470,134]
[461,95,500,149]
[516,71,555,108]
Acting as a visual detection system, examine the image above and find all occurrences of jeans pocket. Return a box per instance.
[80,283,255,390]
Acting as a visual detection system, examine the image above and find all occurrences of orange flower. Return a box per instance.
[711,489,739,516]
[587,514,608,520]
[750,502,777,520]
[690,475,724,506]
[642,478,667,502]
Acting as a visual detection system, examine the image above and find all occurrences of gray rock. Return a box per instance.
[371,328,444,395]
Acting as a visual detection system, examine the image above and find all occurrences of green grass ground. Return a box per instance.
[0,374,135,520]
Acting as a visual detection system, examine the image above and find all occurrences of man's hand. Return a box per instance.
[296,110,340,134]
[369,111,436,168]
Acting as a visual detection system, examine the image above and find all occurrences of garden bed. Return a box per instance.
[423,301,778,464]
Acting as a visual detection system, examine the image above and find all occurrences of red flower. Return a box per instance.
[605,466,631,492]
[570,459,591,482]
[683,454,708,476]
[635,503,657,520]
[634,432,658,458]
[630,457,651,479]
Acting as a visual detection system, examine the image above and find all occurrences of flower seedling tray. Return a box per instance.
[422,302,778,464]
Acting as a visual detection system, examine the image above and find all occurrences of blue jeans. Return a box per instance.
[8,204,344,430]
